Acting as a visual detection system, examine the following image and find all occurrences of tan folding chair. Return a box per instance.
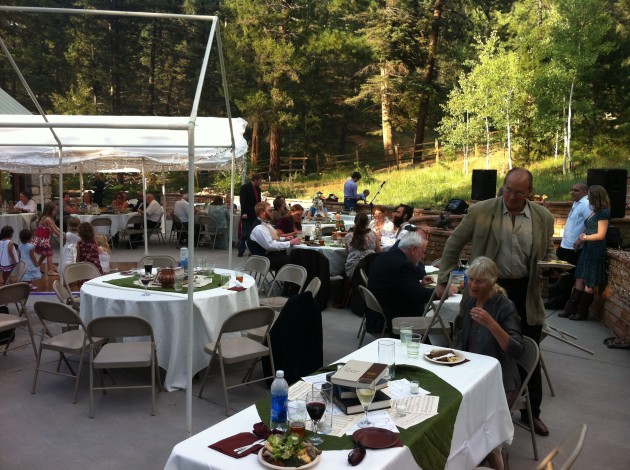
[146,220,165,244]
[197,215,220,248]
[87,315,162,418]
[198,306,276,416]
[118,214,144,249]
[243,255,271,294]
[31,301,106,403]
[136,255,177,269]
[168,213,187,246]
[259,264,308,312]
[91,217,114,251]
[304,277,322,298]
[0,282,36,358]
[511,336,540,460]
[53,279,80,312]
[356,285,389,348]
[537,423,587,470]
[63,262,102,312]
[7,260,27,284]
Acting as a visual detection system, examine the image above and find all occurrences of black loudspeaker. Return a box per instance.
[445,199,468,214]
[587,168,628,219]
[471,169,498,201]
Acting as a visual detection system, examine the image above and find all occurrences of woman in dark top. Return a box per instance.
[275,204,304,238]
[457,256,523,470]
[565,185,610,320]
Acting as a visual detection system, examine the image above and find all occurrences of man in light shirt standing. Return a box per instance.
[546,182,590,311]
[173,193,199,246]
[249,201,301,271]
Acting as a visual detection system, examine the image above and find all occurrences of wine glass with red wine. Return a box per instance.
[305,391,326,445]
[140,275,152,296]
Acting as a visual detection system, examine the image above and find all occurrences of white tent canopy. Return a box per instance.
[0,114,248,173]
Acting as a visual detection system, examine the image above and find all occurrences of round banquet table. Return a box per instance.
[0,213,36,243]
[79,269,259,391]
[74,212,139,237]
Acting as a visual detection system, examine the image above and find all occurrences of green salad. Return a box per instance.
[261,434,321,467]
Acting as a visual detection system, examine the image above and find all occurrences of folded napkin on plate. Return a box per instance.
[228,286,247,292]
[208,422,281,458]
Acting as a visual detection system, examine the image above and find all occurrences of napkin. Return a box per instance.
[208,422,281,458]
[448,358,470,367]
[228,286,247,292]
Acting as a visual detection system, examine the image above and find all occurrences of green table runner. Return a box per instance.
[255,364,462,470]
[105,273,226,294]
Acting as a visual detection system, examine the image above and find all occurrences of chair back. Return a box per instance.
[34,301,84,328]
[126,215,144,227]
[358,285,384,315]
[87,315,153,340]
[220,306,275,336]
[171,213,183,227]
[0,282,30,308]
[91,217,112,234]
[199,216,218,232]
[269,264,307,296]
[359,268,368,286]
[511,336,540,412]
[52,279,75,305]
[243,255,270,291]
[304,277,321,298]
[137,255,177,269]
[8,261,27,283]
[63,261,101,288]
[537,423,587,470]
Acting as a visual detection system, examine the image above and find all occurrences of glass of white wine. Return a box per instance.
[356,377,376,428]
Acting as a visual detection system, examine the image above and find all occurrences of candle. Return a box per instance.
[396,404,406,417]
[410,381,419,394]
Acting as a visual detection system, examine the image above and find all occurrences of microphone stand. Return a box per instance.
[368,182,386,218]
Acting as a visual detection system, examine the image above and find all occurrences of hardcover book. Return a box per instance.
[332,390,391,415]
[330,360,388,388]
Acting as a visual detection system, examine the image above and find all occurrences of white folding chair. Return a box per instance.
[511,336,540,460]
[0,283,36,358]
[356,285,389,348]
[63,262,102,311]
[537,423,587,470]
[243,255,271,294]
[259,264,308,312]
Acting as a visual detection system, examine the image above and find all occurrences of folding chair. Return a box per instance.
[198,306,276,415]
[356,285,389,348]
[118,214,144,249]
[0,282,36,358]
[146,220,165,244]
[511,336,540,460]
[63,262,102,311]
[259,264,308,312]
[304,277,321,298]
[136,255,177,269]
[53,279,80,312]
[31,301,106,403]
[537,423,587,470]
[169,213,187,246]
[243,255,271,294]
[91,217,114,252]
[197,215,220,248]
[87,315,162,418]
[7,261,27,284]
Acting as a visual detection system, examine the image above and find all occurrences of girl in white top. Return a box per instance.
[59,217,81,276]
[0,225,19,284]
[95,234,111,274]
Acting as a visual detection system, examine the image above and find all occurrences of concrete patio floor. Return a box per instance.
[1,231,629,469]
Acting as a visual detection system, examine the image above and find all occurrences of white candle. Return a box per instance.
[410,381,419,394]
[396,404,406,416]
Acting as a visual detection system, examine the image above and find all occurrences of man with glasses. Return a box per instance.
[437,167,556,437]
[249,201,301,270]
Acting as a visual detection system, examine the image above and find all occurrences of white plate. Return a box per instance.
[537,261,575,270]
[425,266,439,274]
[257,449,321,469]
[423,350,466,365]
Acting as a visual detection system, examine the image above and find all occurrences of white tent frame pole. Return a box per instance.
[161,168,166,238]
[142,161,148,255]
[58,149,64,258]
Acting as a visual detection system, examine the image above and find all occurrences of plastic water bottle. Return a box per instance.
[179,247,189,272]
[270,370,289,431]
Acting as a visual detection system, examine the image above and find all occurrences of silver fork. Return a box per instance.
[234,439,265,454]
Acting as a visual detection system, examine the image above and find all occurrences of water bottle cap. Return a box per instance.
[276,370,284,378]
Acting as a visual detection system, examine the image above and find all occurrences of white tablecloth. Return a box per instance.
[79,269,259,391]
[74,212,138,236]
[290,243,347,276]
[165,340,513,470]
[0,213,36,243]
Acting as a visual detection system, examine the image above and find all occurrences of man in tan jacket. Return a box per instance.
[438,168,556,437]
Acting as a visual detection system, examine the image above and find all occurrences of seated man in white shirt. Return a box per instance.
[249,201,301,270]
[139,193,164,230]
[15,191,38,213]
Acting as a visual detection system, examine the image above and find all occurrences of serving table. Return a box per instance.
[79,269,259,391]
[165,339,513,470]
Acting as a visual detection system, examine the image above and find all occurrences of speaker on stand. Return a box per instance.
[471,169,498,201]
[587,168,628,219]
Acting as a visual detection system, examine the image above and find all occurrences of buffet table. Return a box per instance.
[79,269,259,391]
[165,339,513,470]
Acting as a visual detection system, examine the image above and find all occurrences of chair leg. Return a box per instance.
[31,345,44,394]
[357,316,367,348]
[197,358,213,398]
[151,348,155,416]
[89,351,95,418]
[540,354,555,397]
[523,394,539,460]
[218,358,231,416]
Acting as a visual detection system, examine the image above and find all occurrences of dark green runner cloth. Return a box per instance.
[255,364,462,470]
[105,273,226,294]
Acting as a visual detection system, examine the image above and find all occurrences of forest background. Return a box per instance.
[0,0,628,208]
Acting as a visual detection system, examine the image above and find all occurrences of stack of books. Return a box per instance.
[328,360,391,414]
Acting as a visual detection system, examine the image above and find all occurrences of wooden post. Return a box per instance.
[435,139,440,163]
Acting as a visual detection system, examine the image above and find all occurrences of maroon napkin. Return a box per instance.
[228,286,247,292]
[208,422,281,458]
[448,358,470,367]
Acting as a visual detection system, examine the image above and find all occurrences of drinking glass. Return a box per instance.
[287,399,307,437]
[235,270,244,283]
[305,391,326,445]
[399,322,413,348]
[174,275,183,292]
[312,382,333,434]
[407,333,421,358]
[144,259,153,276]
[356,377,376,428]
[207,262,216,282]
[378,339,396,380]
[140,275,152,296]
[197,256,207,273]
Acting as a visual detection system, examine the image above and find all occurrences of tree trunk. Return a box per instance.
[148,22,158,115]
[269,123,280,181]
[485,115,490,168]
[380,65,394,161]
[567,81,574,172]
[412,0,443,163]
[250,118,259,169]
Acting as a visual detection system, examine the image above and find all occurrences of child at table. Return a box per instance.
[95,234,111,274]
[33,202,61,276]
[0,225,19,284]
[18,229,41,289]
[59,217,80,276]
[76,222,103,274]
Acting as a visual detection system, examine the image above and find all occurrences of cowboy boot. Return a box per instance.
[559,288,583,318]
[570,292,594,321]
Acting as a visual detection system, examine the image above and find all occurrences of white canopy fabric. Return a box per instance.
[0,114,248,173]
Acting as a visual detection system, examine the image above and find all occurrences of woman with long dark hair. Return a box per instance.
[343,212,381,278]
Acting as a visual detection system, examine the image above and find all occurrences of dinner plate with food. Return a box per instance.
[424,349,466,365]
[258,434,321,469]
[537,260,575,270]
